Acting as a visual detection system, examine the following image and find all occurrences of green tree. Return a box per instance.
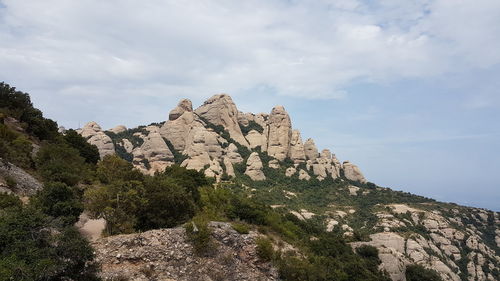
[406,264,443,281]
[63,129,100,164]
[31,182,84,226]
[96,154,144,184]
[35,143,88,186]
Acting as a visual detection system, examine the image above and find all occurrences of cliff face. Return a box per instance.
[92,222,278,281]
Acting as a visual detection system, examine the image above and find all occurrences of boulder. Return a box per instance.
[268,159,280,169]
[181,127,222,171]
[244,152,265,181]
[304,138,319,160]
[80,121,115,158]
[285,167,296,177]
[298,169,311,181]
[245,130,267,149]
[342,161,367,183]
[160,99,200,151]
[289,130,306,163]
[120,139,134,153]
[223,157,235,177]
[194,94,249,147]
[108,125,127,134]
[169,99,193,121]
[265,106,292,161]
[204,159,223,181]
[224,143,243,164]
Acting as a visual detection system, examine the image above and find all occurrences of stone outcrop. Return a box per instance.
[298,169,311,181]
[265,106,292,161]
[223,157,235,178]
[181,127,222,171]
[194,94,249,147]
[204,159,223,181]
[224,143,243,164]
[304,138,319,160]
[132,126,174,174]
[160,99,199,151]
[285,167,296,177]
[245,130,267,149]
[310,149,340,180]
[0,159,42,196]
[268,159,280,169]
[289,130,306,163]
[120,139,134,153]
[244,152,265,181]
[342,161,367,183]
[92,222,278,281]
[80,121,115,158]
[108,125,127,134]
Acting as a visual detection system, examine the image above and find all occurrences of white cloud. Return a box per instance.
[0,0,499,104]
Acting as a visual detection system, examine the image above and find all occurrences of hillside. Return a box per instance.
[1,83,498,281]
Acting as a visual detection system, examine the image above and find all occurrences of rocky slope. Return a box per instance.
[92,222,278,281]
[77,94,499,281]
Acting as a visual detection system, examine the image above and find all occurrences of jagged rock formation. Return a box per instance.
[92,222,278,281]
[343,161,367,183]
[289,130,306,163]
[78,94,369,183]
[79,121,115,158]
[195,94,249,148]
[132,126,174,175]
[245,152,265,181]
[265,106,292,161]
[350,204,500,281]
[304,138,319,160]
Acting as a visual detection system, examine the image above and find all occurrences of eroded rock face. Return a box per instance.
[204,159,223,181]
[223,157,235,178]
[181,127,221,171]
[265,106,292,161]
[244,152,265,181]
[245,130,267,149]
[289,130,306,163]
[80,121,115,158]
[268,159,280,169]
[342,161,367,183]
[298,169,311,181]
[304,138,319,160]
[160,99,199,151]
[224,143,243,164]
[195,94,249,147]
[285,167,296,177]
[132,126,174,175]
[93,222,278,281]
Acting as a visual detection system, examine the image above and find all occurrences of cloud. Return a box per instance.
[0,0,499,116]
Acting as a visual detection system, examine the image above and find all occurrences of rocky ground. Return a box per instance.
[92,222,278,281]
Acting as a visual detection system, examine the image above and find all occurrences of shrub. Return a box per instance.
[35,143,88,186]
[185,216,216,256]
[63,129,100,164]
[256,237,274,262]
[406,264,443,281]
[232,222,250,234]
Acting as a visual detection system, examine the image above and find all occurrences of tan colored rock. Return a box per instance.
[169,99,193,121]
[181,127,216,171]
[244,152,265,181]
[204,159,223,181]
[224,143,243,164]
[289,130,306,163]
[120,139,134,153]
[194,94,249,147]
[223,157,235,177]
[304,138,319,160]
[245,130,267,149]
[285,167,296,177]
[298,169,311,181]
[160,109,201,152]
[265,106,292,161]
[80,121,115,158]
[132,126,174,174]
[268,159,280,169]
[342,161,367,183]
[108,125,127,134]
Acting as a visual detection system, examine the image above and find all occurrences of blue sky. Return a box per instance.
[1,0,499,210]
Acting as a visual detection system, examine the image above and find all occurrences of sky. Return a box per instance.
[1,0,499,211]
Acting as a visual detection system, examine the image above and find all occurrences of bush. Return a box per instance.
[31,182,84,226]
[185,216,216,256]
[35,143,88,186]
[63,129,100,164]
[356,245,380,260]
[232,222,250,234]
[96,154,144,184]
[406,264,443,281]
[256,237,274,262]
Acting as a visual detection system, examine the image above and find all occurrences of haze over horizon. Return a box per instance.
[1,0,499,211]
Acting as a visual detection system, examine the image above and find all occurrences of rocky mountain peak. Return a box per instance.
[195,94,249,147]
[169,98,193,121]
[265,105,292,161]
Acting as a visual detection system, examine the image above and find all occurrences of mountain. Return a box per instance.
[1,82,498,281]
[74,93,499,281]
